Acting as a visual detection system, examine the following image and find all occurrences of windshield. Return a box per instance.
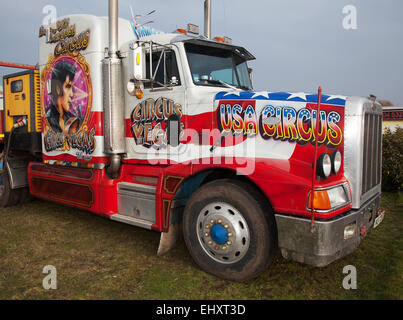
[185,43,252,90]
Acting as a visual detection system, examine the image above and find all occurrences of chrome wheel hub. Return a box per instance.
[196,202,250,264]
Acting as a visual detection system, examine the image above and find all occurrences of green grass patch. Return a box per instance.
[0,193,401,300]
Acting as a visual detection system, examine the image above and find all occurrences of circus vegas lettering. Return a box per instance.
[218,103,343,147]
[130,98,184,148]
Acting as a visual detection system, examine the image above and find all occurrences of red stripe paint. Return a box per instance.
[0,61,37,70]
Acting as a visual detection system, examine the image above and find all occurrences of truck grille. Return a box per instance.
[361,112,382,195]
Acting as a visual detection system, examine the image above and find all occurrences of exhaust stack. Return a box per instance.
[103,0,125,178]
[108,0,119,57]
[204,0,211,39]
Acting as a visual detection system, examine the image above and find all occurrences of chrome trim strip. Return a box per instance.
[110,214,154,230]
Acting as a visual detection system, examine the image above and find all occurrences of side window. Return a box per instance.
[11,80,23,93]
[145,50,181,89]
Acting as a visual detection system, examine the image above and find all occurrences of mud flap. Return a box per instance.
[157,223,182,256]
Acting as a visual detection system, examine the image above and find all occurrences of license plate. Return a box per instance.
[373,211,385,229]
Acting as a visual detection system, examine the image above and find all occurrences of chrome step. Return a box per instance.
[110,214,154,230]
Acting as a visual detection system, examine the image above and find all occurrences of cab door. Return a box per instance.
[127,45,186,162]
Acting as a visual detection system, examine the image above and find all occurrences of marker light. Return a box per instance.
[307,190,331,210]
[136,89,144,99]
[187,23,199,35]
[331,150,342,174]
[344,222,356,240]
[307,184,350,212]
[317,153,332,179]
[176,28,187,35]
[214,36,232,44]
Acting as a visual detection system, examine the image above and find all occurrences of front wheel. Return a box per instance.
[183,179,277,281]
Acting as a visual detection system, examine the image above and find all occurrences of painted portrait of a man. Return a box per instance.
[46,61,83,134]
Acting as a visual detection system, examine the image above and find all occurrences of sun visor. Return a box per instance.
[181,38,256,61]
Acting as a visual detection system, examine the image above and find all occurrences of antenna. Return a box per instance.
[129,3,156,39]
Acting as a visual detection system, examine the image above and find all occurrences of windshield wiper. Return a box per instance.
[203,79,245,91]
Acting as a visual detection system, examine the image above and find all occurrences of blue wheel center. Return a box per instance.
[210,224,228,245]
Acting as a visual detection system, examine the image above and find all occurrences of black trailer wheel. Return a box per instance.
[183,179,277,281]
[0,171,22,207]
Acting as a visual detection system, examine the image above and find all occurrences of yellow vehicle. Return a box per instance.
[0,69,41,206]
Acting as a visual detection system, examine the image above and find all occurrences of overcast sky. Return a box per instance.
[0,0,402,104]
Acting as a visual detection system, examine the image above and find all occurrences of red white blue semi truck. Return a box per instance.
[0,0,384,281]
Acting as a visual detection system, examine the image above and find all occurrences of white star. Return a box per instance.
[251,91,271,99]
[287,92,307,101]
[223,90,242,97]
[326,95,347,102]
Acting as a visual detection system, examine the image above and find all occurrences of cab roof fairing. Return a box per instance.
[127,33,256,62]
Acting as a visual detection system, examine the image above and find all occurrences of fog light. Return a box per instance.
[344,222,356,240]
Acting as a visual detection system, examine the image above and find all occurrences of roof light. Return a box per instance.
[187,23,199,35]
[176,28,187,35]
[214,36,232,44]
[223,36,232,44]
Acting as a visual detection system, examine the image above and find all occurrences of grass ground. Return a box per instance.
[0,193,401,300]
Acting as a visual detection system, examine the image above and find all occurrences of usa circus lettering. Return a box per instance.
[219,103,258,136]
[219,104,343,147]
[130,97,184,148]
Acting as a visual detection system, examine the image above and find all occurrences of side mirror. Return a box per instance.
[130,42,146,81]
[167,114,180,147]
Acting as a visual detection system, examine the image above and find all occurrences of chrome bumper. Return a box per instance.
[275,193,381,267]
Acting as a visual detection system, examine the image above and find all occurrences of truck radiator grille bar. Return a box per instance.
[362,112,382,195]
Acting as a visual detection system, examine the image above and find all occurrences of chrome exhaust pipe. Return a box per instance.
[103,0,125,178]
[108,0,119,57]
[204,0,211,39]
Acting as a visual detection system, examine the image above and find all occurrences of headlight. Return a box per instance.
[327,185,348,207]
[307,184,350,212]
[331,150,342,174]
[317,153,332,179]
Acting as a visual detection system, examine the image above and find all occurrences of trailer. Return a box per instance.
[0,0,384,281]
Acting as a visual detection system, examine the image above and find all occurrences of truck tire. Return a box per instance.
[18,187,33,205]
[183,179,277,281]
[0,171,22,207]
